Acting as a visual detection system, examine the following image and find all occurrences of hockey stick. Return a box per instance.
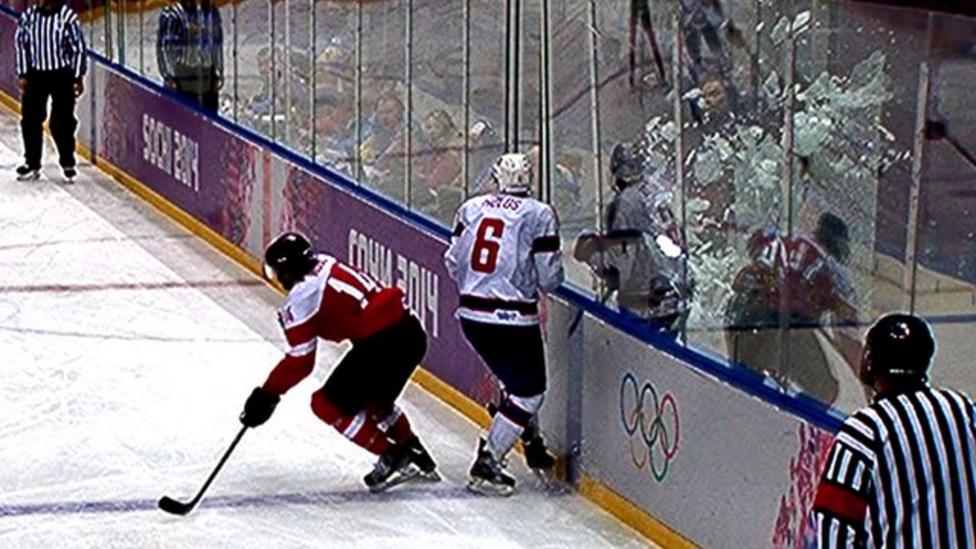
[158,425,248,515]
[567,285,613,336]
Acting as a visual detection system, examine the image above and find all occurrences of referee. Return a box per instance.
[813,313,976,547]
[13,0,87,183]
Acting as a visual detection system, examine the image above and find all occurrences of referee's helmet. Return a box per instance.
[861,313,936,383]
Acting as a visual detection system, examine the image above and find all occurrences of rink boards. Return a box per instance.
[0,8,838,547]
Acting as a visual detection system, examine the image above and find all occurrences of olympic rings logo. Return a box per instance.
[619,372,680,482]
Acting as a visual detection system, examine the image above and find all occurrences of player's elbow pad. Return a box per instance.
[263,352,316,395]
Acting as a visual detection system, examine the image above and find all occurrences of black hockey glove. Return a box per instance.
[240,387,280,428]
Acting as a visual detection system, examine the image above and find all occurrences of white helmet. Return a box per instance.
[491,153,533,194]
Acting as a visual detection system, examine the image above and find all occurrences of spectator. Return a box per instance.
[724,212,861,403]
[313,44,354,135]
[358,93,406,173]
[523,146,586,231]
[413,109,463,220]
[679,0,744,116]
[14,0,87,183]
[690,78,737,244]
[552,151,587,232]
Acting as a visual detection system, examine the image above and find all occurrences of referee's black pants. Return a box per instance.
[21,69,77,170]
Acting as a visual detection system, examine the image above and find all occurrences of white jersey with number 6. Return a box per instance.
[444,193,564,326]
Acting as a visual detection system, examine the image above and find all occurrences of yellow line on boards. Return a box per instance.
[0,89,692,549]
[409,368,492,430]
[579,475,698,548]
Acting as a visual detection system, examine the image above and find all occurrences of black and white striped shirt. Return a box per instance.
[813,386,976,548]
[14,4,87,79]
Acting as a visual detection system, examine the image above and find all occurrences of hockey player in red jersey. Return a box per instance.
[445,153,565,496]
[725,213,862,402]
[239,232,440,492]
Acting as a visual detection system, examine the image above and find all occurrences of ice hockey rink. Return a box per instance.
[0,110,653,548]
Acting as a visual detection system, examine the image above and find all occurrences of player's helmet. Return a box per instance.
[815,212,850,263]
[492,153,533,195]
[860,313,936,384]
[264,232,317,290]
[610,142,645,190]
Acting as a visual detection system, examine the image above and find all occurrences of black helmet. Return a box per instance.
[815,212,850,262]
[264,232,316,289]
[610,142,645,189]
[861,313,936,383]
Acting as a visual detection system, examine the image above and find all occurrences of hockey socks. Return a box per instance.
[486,394,543,460]
[312,392,390,455]
[373,405,415,445]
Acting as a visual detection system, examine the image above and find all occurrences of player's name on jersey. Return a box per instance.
[142,113,200,192]
[348,228,440,338]
[481,195,525,211]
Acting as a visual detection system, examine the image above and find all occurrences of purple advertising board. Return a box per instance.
[99,66,256,247]
[0,8,19,98]
[97,63,496,406]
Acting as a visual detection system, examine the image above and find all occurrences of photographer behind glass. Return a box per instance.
[574,142,692,336]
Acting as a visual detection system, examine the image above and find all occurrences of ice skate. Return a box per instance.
[363,443,420,493]
[16,165,39,181]
[467,439,515,497]
[406,436,441,482]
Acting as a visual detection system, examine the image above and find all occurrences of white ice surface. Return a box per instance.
[0,113,649,548]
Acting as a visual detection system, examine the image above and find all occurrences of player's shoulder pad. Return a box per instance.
[538,200,558,216]
[463,193,489,208]
[458,194,490,218]
[279,264,328,329]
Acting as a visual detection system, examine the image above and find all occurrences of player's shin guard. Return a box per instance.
[486,394,544,461]
[311,392,390,456]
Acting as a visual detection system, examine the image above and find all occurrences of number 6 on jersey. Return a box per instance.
[471,218,505,273]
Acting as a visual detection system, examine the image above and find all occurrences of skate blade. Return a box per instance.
[466,478,515,497]
[368,467,422,494]
[416,470,442,483]
[16,172,39,182]
[531,469,570,495]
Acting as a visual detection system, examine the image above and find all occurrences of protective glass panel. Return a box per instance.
[312,0,357,176]
[466,0,506,197]
[684,2,795,366]
[357,0,408,204]
[549,0,598,295]
[408,0,465,224]
[914,12,976,397]
[587,0,681,330]
[237,0,273,136]
[272,0,312,153]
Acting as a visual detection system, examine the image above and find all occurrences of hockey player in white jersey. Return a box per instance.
[445,153,564,495]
